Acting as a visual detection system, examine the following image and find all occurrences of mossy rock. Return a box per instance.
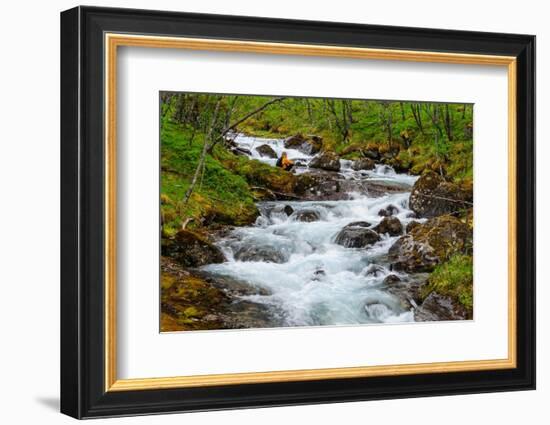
[415,292,470,321]
[162,229,226,267]
[309,151,341,171]
[255,144,277,158]
[351,158,375,171]
[420,254,473,317]
[388,215,472,272]
[222,156,297,196]
[409,171,472,218]
[284,134,323,155]
[160,257,230,331]
[373,216,403,236]
[160,257,276,331]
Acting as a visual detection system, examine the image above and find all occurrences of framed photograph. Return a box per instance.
[60,6,535,419]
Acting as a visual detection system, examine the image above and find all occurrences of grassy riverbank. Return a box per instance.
[161,121,299,235]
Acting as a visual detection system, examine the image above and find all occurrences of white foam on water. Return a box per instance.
[204,134,422,327]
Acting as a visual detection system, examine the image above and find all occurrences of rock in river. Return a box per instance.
[293,209,321,222]
[415,292,470,321]
[374,216,403,236]
[352,157,375,171]
[378,204,399,217]
[335,224,380,248]
[284,134,323,155]
[255,144,278,158]
[309,151,341,172]
[388,215,472,272]
[234,245,289,263]
[347,221,371,228]
[409,171,472,218]
[363,264,385,277]
[294,171,344,201]
[162,229,226,267]
[382,274,402,285]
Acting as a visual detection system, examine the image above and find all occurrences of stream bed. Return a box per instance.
[203,134,424,327]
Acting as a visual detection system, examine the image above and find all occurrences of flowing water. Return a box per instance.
[204,134,422,327]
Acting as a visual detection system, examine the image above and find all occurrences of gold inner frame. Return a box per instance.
[104,33,517,392]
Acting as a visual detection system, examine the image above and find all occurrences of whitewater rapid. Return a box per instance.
[204,134,421,327]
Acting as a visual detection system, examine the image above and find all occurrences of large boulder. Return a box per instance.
[255,144,277,158]
[414,292,469,321]
[284,134,323,155]
[309,152,341,172]
[409,172,472,218]
[335,224,380,248]
[234,245,288,263]
[352,158,375,171]
[294,171,345,200]
[162,230,226,267]
[388,215,472,272]
[374,216,403,236]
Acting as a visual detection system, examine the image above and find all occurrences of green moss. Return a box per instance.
[183,306,200,317]
[161,274,176,290]
[160,122,259,231]
[221,155,297,197]
[423,254,473,312]
[160,258,230,332]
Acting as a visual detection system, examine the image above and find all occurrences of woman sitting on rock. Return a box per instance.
[276,152,295,171]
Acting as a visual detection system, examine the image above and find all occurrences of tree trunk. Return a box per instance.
[410,103,424,134]
[305,98,314,124]
[208,97,287,154]
[183,97,222,204]
[444,104,453,141]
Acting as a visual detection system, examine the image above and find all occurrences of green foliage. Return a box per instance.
[160,93,475,230]
[160,122,258,233]
[221,155,297,195]
[423,254,474,312]
[164,94,473,183]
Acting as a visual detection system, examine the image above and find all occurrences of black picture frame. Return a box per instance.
[61,5,536,419]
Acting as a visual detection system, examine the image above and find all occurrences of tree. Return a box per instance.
[410,103,424,134]
[182,96,287,204]
[443,104,453,141]
[378,101,394,146]
[183,97,222,204]
[423,103,444,139]
[326,99,352,143]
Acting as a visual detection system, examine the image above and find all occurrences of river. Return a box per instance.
[203,134,423,327]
